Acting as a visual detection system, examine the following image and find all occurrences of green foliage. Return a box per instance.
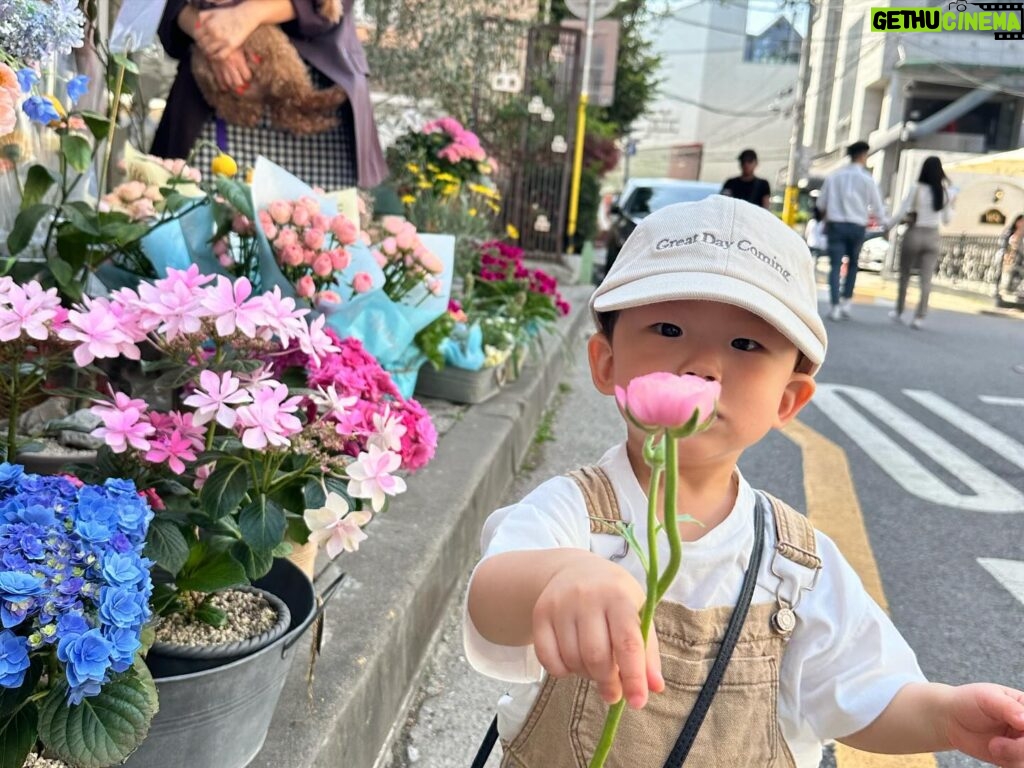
[37,665,158,768]
[415,312,457,370]
[175,542,248,594]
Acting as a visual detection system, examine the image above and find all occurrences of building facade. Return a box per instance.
[630,0,799,189]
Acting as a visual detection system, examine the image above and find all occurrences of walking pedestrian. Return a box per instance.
[804,207,828,265]
[817,140,889,321]
[997,214,1024,304]
[888,156,955,330]
[721,148,771,209]
[464,197,1024,768]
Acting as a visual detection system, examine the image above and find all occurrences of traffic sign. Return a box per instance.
[565,0,617,20]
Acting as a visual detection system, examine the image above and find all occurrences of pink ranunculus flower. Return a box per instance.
[274,228,298,250]
[330,215,358,245]
[268,201,293,226]
[381,237,398,257]
[303,227,326,250]
[614,372,720,435]
[295,275,316,298]
[329,248,351,272]
[0,88,17,135]
[352,272,373,294]
[312,254,333,277]
[416,249,444,275]
[281,243,304,268]
[290,205,311,227]
[395,229,415,251]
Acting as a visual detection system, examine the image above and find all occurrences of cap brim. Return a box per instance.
[590,272,825,373]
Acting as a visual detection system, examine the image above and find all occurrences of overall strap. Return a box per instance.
[567,465,622,535]
[762,492,820,570]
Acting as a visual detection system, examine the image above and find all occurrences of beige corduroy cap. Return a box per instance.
[591,195,828,375]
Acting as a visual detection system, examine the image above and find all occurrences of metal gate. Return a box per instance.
[470,21,582,259]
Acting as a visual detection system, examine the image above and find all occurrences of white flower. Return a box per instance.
[347,446,406,512]
[367,406,407,453]
[313,384,358,420]
[303,492,372,559]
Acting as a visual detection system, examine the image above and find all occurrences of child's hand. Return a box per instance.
[944,683,1024,766]
[532,558,665,710]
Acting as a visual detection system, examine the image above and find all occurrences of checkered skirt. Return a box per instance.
[192,67,357,190]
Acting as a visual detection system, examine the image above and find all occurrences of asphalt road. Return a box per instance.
[385,291,1024,768]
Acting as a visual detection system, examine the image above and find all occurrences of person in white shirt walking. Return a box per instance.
[816,140,889,321]
[888,156,955,329]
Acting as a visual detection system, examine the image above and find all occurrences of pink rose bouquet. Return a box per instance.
[257,196,360,301]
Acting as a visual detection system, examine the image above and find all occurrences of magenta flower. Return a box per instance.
[145,429,198,475]
[615,372,721,435]
[346,445,406,512]
[0,280,62,341]
[235,384,303,449]
[183,370,251,428]
[202,276,265,338]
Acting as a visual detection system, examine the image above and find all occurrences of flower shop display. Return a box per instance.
[0,464,158,768]
[386,116,501,237]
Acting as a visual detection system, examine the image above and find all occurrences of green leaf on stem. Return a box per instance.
[615,521,650,572]
[61,134,94,173]
[61,201,102,236]
[0,703,38,768]
[214,175,255,219]
[194,599,228,628]
[46,254,76,298]
[199,462,250,520]
[145,518,190,575]
[286,512,310,545]
[110,52,140,74]
[303,479,327,510]
[0,660,42,718]
[37,666,157,768]
[230,540,276,581]
[79,111,111,141]
[20,165,58,209]
[150,583,180,616]
[176,542,248,593]
[239,495,286,552]
[6,204,54,255]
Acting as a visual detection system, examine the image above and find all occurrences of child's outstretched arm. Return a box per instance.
[840,681,1024,766]
[468,549,665,709]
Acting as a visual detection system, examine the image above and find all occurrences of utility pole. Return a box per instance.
[782,0,816,227]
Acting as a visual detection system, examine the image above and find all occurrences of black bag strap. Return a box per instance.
[471,493,769,768]
[661,492,767,768]
[470,715,499,768]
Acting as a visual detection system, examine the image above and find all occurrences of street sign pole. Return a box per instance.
[566,0,598,254]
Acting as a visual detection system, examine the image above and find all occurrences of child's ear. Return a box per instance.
[587,332,616,396]
[775,373,816,427]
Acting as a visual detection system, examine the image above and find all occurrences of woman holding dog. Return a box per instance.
[151,0,387,190]
[888,155,955,329]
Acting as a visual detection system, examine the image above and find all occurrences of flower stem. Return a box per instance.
[656,436,681,601]
[99,60,126,196]
[590,444,667,768]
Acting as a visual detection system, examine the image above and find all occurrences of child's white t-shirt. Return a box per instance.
[463,443,926,768]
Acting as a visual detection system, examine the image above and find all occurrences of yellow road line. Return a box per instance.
[782,420,938,768]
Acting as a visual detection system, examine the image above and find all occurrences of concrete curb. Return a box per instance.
[250,284,594,768]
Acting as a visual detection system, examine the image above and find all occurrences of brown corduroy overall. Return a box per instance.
[500,466,822,768]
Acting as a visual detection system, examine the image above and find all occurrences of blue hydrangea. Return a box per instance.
[0,466,153,704]
[0,0,85,64]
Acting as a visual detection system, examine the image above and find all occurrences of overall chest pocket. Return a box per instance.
[568,653,782,768]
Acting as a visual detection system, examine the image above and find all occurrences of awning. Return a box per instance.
[945,148,1024,177]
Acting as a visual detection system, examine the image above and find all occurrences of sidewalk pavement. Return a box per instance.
[836,268,1023,320]
[250,282,595,768]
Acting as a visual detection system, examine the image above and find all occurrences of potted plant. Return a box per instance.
[51,266,433,768]
[0,463,158,768]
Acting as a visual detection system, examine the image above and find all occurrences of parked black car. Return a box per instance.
[601,178,721,278]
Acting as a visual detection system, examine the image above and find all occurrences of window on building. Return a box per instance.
[744,17,801,64]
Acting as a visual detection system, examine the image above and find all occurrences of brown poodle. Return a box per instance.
[191,0,347,135]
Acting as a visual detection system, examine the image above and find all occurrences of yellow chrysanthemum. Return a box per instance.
[486,200,501,213]
[417,180,432,189]
[468,208,478,217]
[435,172,458,183]
[427,163,440,172]
[400,194,416,204]
[406,162,421,174]
[506,223,519,240]
[211,153,238,177]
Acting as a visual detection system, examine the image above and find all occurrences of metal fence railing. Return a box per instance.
[887,232,1022,308]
